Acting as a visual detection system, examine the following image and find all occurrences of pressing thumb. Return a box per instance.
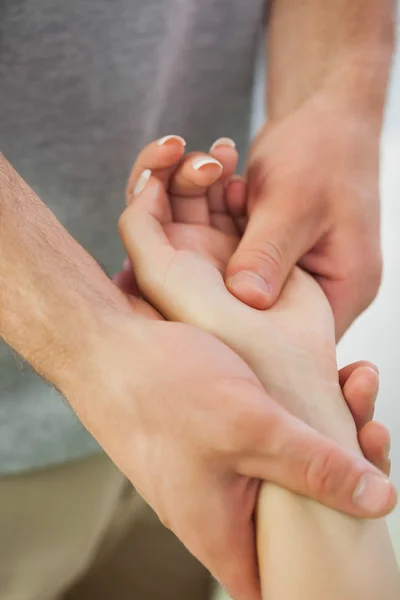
[226,198,314,309]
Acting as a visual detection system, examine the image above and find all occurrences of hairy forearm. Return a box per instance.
[0,154,132,390]
[266,0,396,122]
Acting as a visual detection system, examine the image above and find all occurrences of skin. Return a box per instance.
[1,145,392,600]
[0,2,394,597]
[119,137,397,599]
[225,0,395,339]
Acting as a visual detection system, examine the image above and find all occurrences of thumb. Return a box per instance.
[242,404,397,519]
[226,194,317,310]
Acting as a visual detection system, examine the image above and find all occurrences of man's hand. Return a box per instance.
[63,316,391,600]
[226,95,382,338]
[225,0,395,339]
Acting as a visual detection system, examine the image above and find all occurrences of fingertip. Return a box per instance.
[353,472,397,517]
[226,271,273,310]
[157,134,186,148]
[359,421,391,474]
[343,366,379,427]
[210,144,239,174]
[154,135,187,163]
[210,137,236,151]
[191,156,223,185]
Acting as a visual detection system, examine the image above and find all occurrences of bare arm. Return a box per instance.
[226,0,395,337]
[0,153,132,390]
[266,0,395,124]
[255,367,399,600]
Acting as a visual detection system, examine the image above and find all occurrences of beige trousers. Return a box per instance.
[0,453,212,600]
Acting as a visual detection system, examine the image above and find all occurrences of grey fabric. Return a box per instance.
[0,0,265,474]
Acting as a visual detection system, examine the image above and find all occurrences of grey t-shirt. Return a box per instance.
[0,0,265,474]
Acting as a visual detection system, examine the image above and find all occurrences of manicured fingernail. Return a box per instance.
[210,137,236,151]
[192,157,223,171]
[353,473,393,514]
[157,135,186,147]
[228,271,270,297]
[134,169,151,196]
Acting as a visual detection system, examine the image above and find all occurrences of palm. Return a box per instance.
[162,172,335,365]
[165,196,238,272]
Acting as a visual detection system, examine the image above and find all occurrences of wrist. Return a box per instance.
[266,0,395,123]
[321,45,394,130]
[0,253,136,395]
[49,299,144,400]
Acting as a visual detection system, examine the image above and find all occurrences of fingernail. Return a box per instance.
[157,135,186,147]
[228,271,270,297]
[353,473,393,514]
[210,137,236,151]
[192,157,223,171]
[133,169,152,196]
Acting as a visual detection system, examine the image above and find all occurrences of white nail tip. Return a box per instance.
[157,135,187,146]
[134,169,152,196]
[192,157,223,171]
[210,137,236,151]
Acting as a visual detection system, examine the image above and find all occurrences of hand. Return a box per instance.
[118,254,391,476]
[117,137,394,599]
[225,93,382,338]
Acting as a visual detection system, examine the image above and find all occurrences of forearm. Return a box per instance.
[252,361,400,599]
[266,0,395,123]
[212,309,399,597]
[258,483,398,600]
[0,154,132,390]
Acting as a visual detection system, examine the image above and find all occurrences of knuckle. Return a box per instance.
[239,240,284,280]
[303,443,345,500]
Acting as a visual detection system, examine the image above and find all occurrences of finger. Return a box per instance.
[237,399,397,519]
[226,176,247,218]
[341,364,379,430]
[112,268,140,297]
[169,152,223,225]
[226,164,322,309]
[119,172,231,329]
[208,138,238,210]
[169,152,223,197]
[119,173,176,291]
[208,139,240,234]
[226,176,248,234]
[126,135,186,201]
[339,361,379,388]
[359,422,391,476]
[209,138,238,188]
